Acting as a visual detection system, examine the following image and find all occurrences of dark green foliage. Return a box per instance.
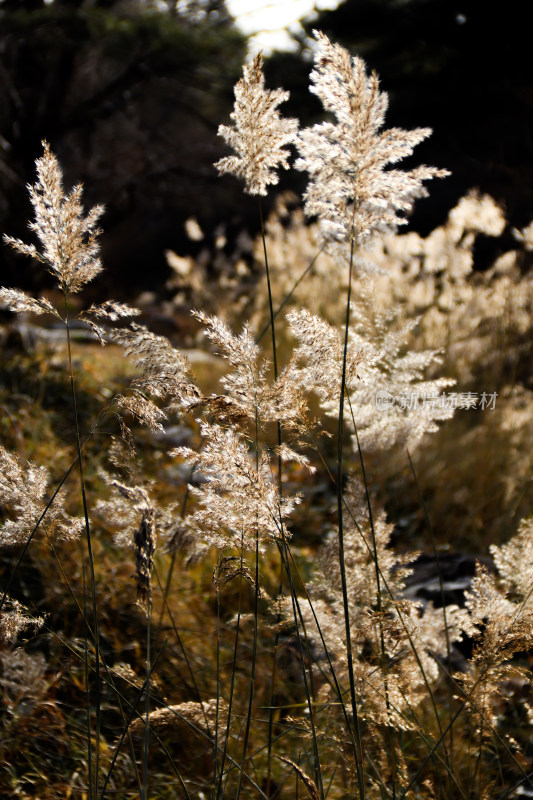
[0,0,248,297]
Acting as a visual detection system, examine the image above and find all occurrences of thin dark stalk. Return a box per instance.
[399,700,467,799]
[406,447,454,789]
[256,249,323,345]
[336,234,365,800]
[46,528,142,794]
[215,533,245,800]
[234,533,259,800]
[257,196,285,795]
[310,424,449,749]
[280,534,360,761]
[141,599,151,800]
[82,557,93,798]
[100,659,143,793]
[351,422,381,612]
[279,538,400,800]
[34,613,143,792]
[153,564,203,703]
[258,197,278,381]
[216,709,387,800]
[351,418,397,798]
[45,533,93,636]
[47,618,268,800]
[163,702,270,800]
[36,620,168,799]
[0,407,118,613]
[276,529,325,800]
[235,410,261,800]
[399,653,533,799]
[214,575,222,797]
[153,456,197,652]
[266,557,283,799]
[154,549,177,650]
[64,294,101,798]
[0,459,77,611]
[390,687,468,800]
[473,712,486,800]
[99,641,181,800]
[259,196,326,797]
[331,669,465,799]
[498,773,533,800]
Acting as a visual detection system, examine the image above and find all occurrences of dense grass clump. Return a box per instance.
[1,32,532,800]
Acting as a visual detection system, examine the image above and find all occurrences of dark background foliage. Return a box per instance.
[0,0,249,297]
[267,0,533,240]
[1,0,532,297]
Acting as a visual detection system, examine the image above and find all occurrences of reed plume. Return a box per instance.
[215,53,298,196]
[3,142,103,296]
[0,445,84,547]
[296,31,448,247]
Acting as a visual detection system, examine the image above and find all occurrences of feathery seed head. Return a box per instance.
[0,446,84,546]
[215,53,299,196]
[4,142,104,294]
[173,421,298,554]
[296,31,448,247]
[0,597,44,644]
[97,479,159,611]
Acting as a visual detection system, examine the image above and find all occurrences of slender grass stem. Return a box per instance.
[64,294,101,799]
[276,528,325,800]
[235,409,261,800]
[0,406,119,614]
[336,234,365,799]
[256,249,324,345]
[257,196,287,797]
[0,458,77,611]
[406,447,454,791]
[399,639,533,799]
[214,575,222,797]
[82,557,93,798]
[265,555,283,799]
[152,564,203,703]
[141,597,151,800]
[258,198,278,382]
[98,641,178,800]
[351,419,397,797]
[153,454,198,653]
[279,532,360,765]
[235,527,260,800]
[215,534,245,800]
